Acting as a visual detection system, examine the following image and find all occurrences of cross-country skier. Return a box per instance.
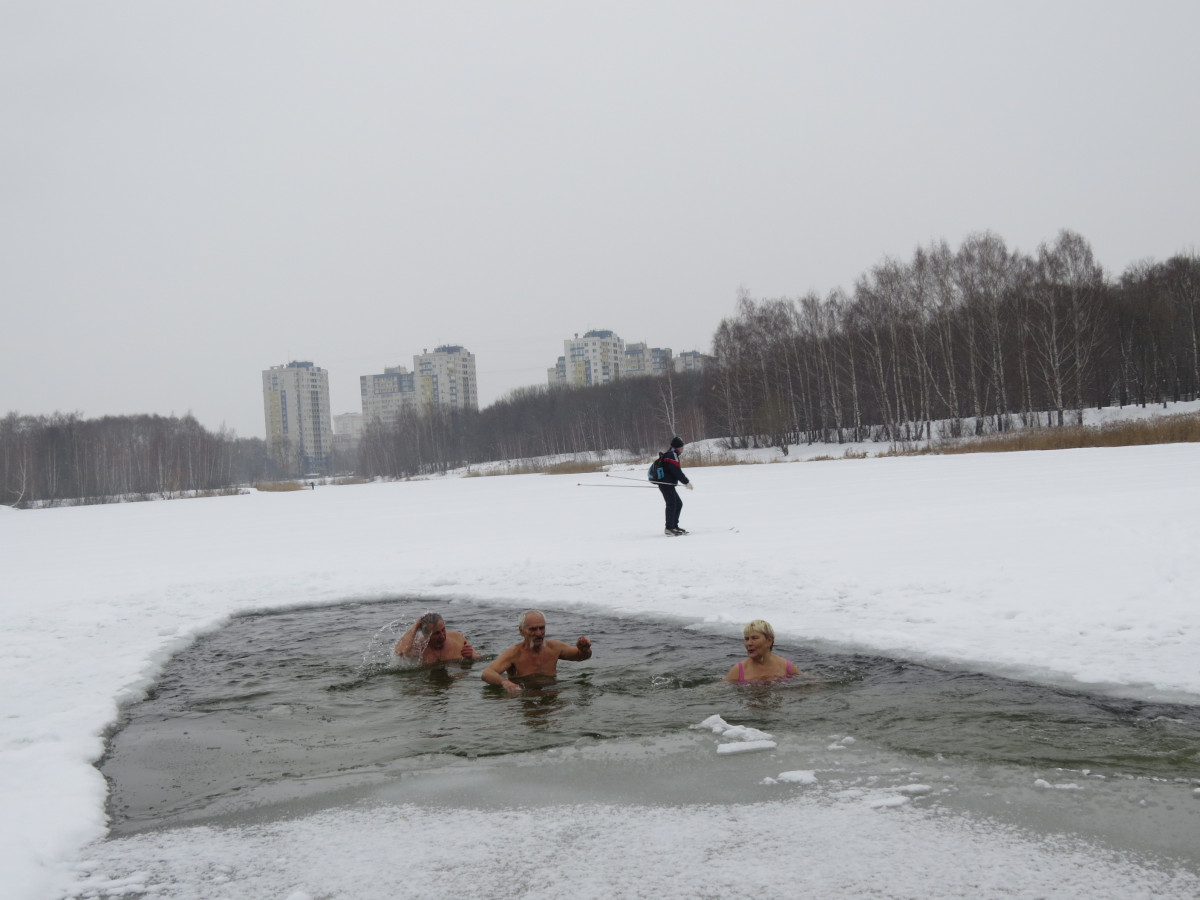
[656,436,692,535]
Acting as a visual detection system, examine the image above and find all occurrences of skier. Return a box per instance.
[656,436,692,535]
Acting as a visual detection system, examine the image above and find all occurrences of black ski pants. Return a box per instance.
[658,484,683,530]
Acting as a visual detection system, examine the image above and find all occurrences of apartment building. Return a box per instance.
[548,331,686,386]
[548,330,626,388]
[624,342,674,377]
[360,365,420,425]
[673,350,711,373]
[360,346,478,426]
[261,361,333,474]
[414,345,478,412]
[333,412,364,439]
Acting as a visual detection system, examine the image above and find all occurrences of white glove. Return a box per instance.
[685,482,694,491]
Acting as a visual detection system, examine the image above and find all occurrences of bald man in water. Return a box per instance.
[481,610,592,693]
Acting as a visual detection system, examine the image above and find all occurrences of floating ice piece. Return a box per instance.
[1034,779,1083,791]
[895,784,932,795]
[691,714,773,742]
[777,770,817,784]
[716,739,777,755]
[866,795,910,809]
[722,724,774,742]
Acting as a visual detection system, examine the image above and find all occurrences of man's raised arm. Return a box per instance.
[559,636,592,661]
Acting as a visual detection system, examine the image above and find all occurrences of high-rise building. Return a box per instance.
[415,345,478,412]
[549,330,625,388]
[360,365,420,425]
[673,350,711,373]
[261,361,333,474]
[333,412,364,440]
[624,342,674,377]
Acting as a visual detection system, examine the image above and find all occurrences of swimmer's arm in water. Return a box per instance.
[554,635,592,661]
[723,663,741,683]
[481,646,523,693]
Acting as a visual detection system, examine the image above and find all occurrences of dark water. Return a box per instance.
[99,598,1200,857]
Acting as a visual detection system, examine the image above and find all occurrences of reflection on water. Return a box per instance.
[99,597,1200,841]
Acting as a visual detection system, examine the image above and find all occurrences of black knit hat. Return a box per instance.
[670,436,684,448]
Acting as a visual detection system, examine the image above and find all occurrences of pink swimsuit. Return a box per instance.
[737,659,796,684]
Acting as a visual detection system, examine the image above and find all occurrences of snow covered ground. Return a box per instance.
[3,404,1200,899]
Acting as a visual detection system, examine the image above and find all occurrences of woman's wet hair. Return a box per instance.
[744,619,775,644]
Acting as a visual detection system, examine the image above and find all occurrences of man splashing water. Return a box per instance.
[394,612,476,664]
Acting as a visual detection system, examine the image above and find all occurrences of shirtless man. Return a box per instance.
[481,610,592,694]
[394,612,476,664]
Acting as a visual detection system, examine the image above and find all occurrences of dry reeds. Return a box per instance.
[194,487,246,498]
[466,459,609,477]
[940,412,1200,455]
[809,447,870,462]
[681,449,759,467]
[543,460,609,475]
[254,481,308,492]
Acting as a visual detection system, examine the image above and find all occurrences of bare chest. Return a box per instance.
[510,648,558,677]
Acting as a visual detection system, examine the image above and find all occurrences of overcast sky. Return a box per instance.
[4,2,1198,438]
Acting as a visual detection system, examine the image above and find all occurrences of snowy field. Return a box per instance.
[3,404,1200,899]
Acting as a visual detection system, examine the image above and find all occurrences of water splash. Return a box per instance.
[357,616,411,675]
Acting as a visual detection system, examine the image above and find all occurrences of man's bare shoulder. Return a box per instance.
[487,642,524,663]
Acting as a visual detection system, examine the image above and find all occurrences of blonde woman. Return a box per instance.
[724,620,802,683]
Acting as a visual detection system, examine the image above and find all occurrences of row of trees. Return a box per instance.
[356,370,710,478]
[359,227,1199,479]
[0,413,272,507]
[711,230,1200,448]
[8,229,1197,499]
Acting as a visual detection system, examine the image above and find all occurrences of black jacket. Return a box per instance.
[660,447,689,486]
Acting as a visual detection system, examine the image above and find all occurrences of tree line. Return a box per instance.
[710,230,1200,449]
[7,228,1198,498]
[359,229,1199,476]
[356,369,710,478]
[0,413,271,507]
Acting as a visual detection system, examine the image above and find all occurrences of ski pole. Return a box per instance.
[577,482,656,489]
[607,473,673,486]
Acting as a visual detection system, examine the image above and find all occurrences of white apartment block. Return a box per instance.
[333,411,364,439]
[673,350,711,373]
[360,366,420,425]
[361,347,478,425]
[415,345,478,412]
[624,342,674,377]
[262,361,333,474]
[548,330,625,388]
[331,412,364,455]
